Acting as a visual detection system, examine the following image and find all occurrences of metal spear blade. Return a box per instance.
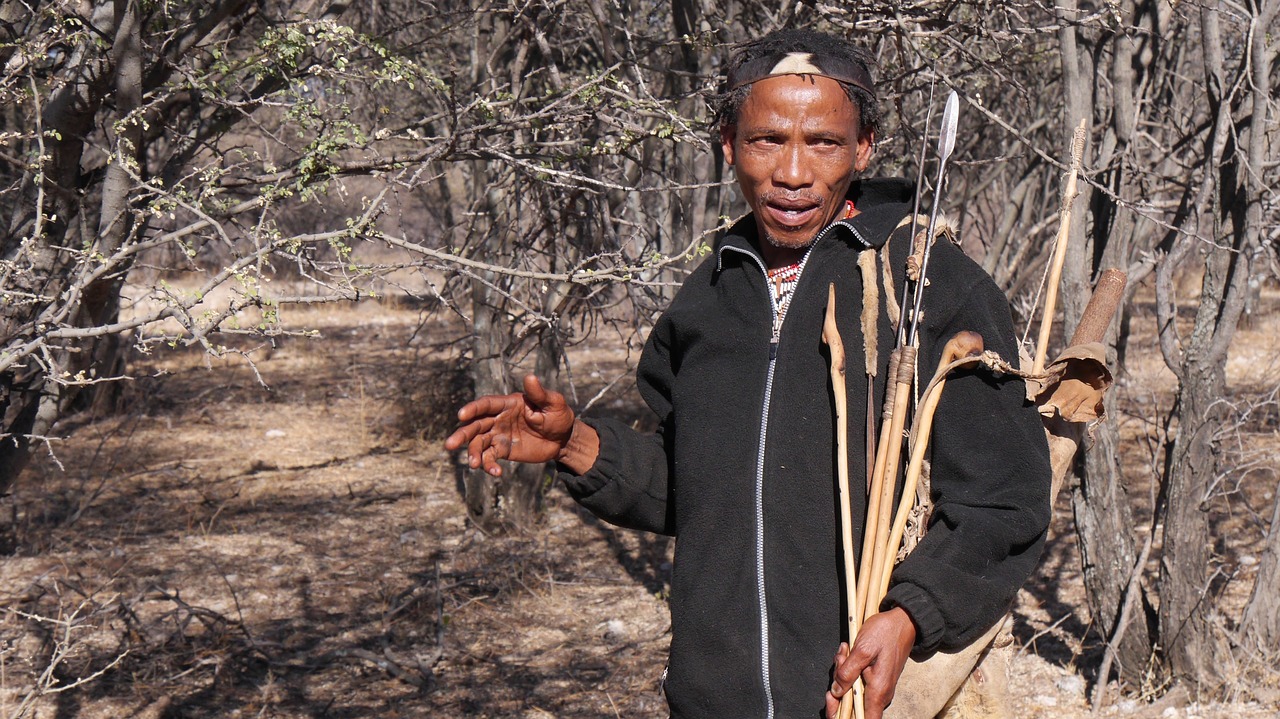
[905,90,962,346]
[938,91,959,163]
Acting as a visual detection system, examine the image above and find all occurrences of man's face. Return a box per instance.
[721,75,873,256]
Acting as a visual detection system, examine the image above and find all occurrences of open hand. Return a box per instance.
[443,374,576,476]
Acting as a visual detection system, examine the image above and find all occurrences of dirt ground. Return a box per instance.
[2,290,1278,718]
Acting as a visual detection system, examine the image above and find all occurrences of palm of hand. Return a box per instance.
[444,375,575,476]
[491,393,574,463]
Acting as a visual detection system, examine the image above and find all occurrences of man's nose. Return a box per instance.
[773,144,813,188]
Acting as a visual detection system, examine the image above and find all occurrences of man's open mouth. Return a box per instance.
[765,199,822,228]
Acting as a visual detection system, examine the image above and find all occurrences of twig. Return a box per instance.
[1015,612,1073,659]
[1092,528,1156,712]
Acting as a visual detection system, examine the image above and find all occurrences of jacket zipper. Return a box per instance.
[720,219,856,718]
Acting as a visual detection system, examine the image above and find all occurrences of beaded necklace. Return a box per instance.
[767,261,803,334]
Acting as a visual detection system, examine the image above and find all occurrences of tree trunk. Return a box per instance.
[0,1,118,488]
[463,161,512,532]
[1072,412,1154,681]
[0,370,42,493]
[1055,0,1094,336]
[1229,0,1279,661]
[1157,5,1251,676]
[1061,0,1156,683]
[1056,0,1154,684]
[75,0,146,419]
[1240,496,1280,656]
[506,336,561,528]
[464,268,508,533]
[1159,360,1229,688]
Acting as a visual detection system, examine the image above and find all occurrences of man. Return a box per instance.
[445,29,1051,719]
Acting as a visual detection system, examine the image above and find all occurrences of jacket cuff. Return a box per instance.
[883,582,945,656]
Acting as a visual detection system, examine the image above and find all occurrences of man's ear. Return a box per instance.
[720,124,736,166]
[853,127,875,173]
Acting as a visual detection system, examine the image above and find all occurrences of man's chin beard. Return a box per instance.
[763,230,817,251]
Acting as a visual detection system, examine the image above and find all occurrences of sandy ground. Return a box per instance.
[2,292,1278,718]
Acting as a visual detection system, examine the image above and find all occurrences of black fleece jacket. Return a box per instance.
[560,178,1052,719]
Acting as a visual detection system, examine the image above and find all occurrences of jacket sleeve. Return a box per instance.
[882,255,1052,656]
[556,314,678,536]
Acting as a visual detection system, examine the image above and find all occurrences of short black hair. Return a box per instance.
[714,29,882,137]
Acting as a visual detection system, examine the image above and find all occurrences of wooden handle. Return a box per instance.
[824,283,847,371]
[876,332,985,601]
[823,284,856,632]
[938,330,984,367]
[1069,268,1127,346]
[837,691,854,719]
[836,680,866,719]
[862,369,914,623]
[824,284,862,719]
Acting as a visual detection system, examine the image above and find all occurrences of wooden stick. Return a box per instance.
[1069,268,1127,346]
[876,332,985,601]
[823,285,865,719]
[823,284,857,639]
[861,346,916,624]
[859,250,880,500]
[1032,117,1088,375]
[855,347,898,623]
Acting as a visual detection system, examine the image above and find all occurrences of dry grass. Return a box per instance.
[1,287,1278,718]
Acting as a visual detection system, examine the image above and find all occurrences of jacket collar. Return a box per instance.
[716,177,915,271]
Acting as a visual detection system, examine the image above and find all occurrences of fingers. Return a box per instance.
[455,393,518,423]
[824,639,844,711]
[444,414,495,452]
[865,695,883,719]
[443,378,570,468]
[830,638,885,719]
[521,374,568,423]
[443,425,469,452]
[860,647,903,712]
[824,690,840,719]
[465,423,513,476]
[829,643,851,697]
[844,609,915,719]
[444,392,520,455]
[521,374,547,406]
[480,437,507,476]
[467,432,492,474]
[443,410,502,474]
[826,641,856,719]
[832,640,869,697]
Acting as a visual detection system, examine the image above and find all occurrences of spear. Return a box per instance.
[1031,118,1088,375]
[896,82,937,347]
[859,91,960,626]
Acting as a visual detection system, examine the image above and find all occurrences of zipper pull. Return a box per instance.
[769,338,779,360]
